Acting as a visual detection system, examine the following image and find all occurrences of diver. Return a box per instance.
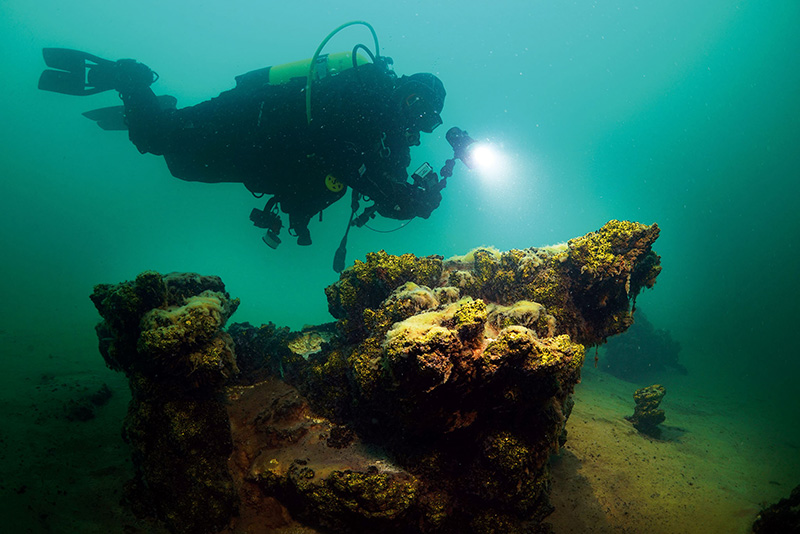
[39,23,475,271]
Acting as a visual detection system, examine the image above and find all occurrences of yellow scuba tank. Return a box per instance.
[234,21,381,122]
[268,51,369,85]
[234,51,369,89]
[305,21,381,123]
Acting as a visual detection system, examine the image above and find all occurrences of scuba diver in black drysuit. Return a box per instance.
[39,23,477,271]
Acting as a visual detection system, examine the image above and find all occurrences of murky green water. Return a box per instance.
[1,1,797,531]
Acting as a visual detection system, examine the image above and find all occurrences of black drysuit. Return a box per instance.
[119,62,442,237]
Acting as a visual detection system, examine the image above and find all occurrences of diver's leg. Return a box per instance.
[114,60,263,185]
[120,86,167,155]
[106,60,173,155]
[288,212,313,246]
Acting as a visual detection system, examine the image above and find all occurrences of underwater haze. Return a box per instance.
[1,0,798,532]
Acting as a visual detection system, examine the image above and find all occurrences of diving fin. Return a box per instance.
[38,48,116,96]
[82,95,178,131]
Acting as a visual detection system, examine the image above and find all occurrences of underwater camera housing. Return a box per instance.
[250,205,283,249]
[411,162,437,190]
[407,127,479,195]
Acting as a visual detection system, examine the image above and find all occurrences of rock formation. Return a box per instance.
[752,483,800,533]
[91,220,661,533]
[91,272,240,533]
[625,384,667,438]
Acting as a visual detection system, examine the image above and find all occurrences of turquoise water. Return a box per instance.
[1,1,798,531]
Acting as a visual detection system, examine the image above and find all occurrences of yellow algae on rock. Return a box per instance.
[92,220,662,534]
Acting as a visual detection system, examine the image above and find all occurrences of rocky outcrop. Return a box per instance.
[625,384,667,438]
[752,484,800,534]
[91,272,240,534]
[92,220,661,534]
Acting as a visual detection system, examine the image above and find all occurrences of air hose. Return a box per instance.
[305,20,380,124]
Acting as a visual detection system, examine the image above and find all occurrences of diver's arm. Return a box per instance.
[323,136,443,220]
[374,180,443,220]
[353,151,442,220]
[357,132,444,220]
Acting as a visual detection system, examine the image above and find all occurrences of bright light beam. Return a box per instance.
[469,143,499,171]
[466,141,511,184]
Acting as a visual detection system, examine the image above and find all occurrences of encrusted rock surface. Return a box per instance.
[92,220,661,534]
[91,272,240,534]
[625,384,668,438]
[752,483,800,534]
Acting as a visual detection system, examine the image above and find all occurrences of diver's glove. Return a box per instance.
[412,185,442,219]
[375,183,442,220]
[88,59,157,95]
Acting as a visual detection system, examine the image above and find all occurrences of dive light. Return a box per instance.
[446,127,477,168]
[440,126,477,179]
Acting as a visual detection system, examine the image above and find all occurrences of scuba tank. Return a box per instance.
[234,51,370,90]
[270,51,370,84]
[235,20,387,124]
